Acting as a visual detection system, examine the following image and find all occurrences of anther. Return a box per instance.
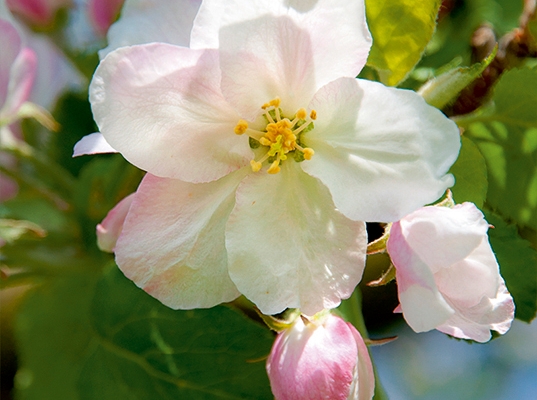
[234,120,248,135]
[310,110,317,120]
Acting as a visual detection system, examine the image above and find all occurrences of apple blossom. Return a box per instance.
[85,0,461,315]
[266,313,375,400]
[387,202,515,343]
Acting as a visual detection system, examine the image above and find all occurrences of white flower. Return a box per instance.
[387,203,515,342]
[85,0,461,315]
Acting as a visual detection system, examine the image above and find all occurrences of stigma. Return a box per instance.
[234,97,316,174]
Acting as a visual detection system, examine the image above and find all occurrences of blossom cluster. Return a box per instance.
[2,0,516,398]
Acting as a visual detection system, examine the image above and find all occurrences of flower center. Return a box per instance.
[234,97,316,174]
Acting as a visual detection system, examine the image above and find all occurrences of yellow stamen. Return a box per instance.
[267,159,281,174]
[296,108,307,120]
[303,148,314,160]
[234,119,248,135]
[310,110,317,120]
[250,160,263,172]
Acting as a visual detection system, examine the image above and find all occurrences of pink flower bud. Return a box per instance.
[6,0,72,29]
[87,0,124,37]
[387,202,515,343]
[266,314,375,400]
[96,193,134,252]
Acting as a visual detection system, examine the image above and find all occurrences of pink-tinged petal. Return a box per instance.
[348,324,376,400]
[96,193,134,252]
[218,15,316,120]
[73,132,117,156]
[115,171,247,309]
[90,43,251,182]
[87,0,124,37]
[437,280,514,343]
[388,220,454,332]
[99,0,202,57]
[0,18,22,109]
[192,0,371,87]
[226,162,367,316]
[302,77,460,222]
[388,203,515,342]
[399,203,489,272]
[1,48,36,120]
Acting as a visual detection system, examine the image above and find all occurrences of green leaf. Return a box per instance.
[418,47,497,109]
[485,212,537,322]
[457,67,537,229]
[448,136,488,208]
[15,266,274,400]
[365,0,442,86]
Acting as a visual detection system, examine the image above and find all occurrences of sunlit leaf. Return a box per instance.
[449,136,488,208]
[365,0,442,86]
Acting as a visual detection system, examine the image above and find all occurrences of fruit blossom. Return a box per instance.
[266,313,375,400]
[387,203,515,342]
[82,0,461,315]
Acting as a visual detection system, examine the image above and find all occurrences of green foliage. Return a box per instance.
[15,265,275,400]
[485,212,537,322]
[449,136,488,208]
[460,67,537,229]
[365,0,441,86]
[419,47,496,109]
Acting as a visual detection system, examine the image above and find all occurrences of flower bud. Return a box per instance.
[6,0,72,29]
[96,193,134,252]
[87,0,124,37]
[266,314,374,400]
[387,202,515,342]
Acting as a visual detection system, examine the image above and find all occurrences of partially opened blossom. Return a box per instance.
[86,0,461,315]
[387,203,515,342]
[266,313,375,400]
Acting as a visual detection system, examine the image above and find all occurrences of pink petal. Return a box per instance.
[225,161,367,316]
[115,172,245,309]
[302,77,460,222]
[90,43,251,183]
[6,0,71,27]
[266,315,360,400]
[0,18,23,110]
[73,132,117,157]
[87,0,124,37]
[96,193,134,252]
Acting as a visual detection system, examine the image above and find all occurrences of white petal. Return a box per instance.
[399,203,490,272]
[0,18,22,110]
[115,171,247,309]
[302,78,460,222]
[192,0,371,87]
[100,0,202,58]
[388,221,454,332]
[90,43,251,182]
[226,162,367,316]
[73,132,117,156]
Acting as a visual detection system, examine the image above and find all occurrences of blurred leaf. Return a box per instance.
[365,0,442,86]
[419,46,496,109]
[449,136,488,208]
[459,67,537,229]
[15,265,274,400]
[485,212,537,322]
